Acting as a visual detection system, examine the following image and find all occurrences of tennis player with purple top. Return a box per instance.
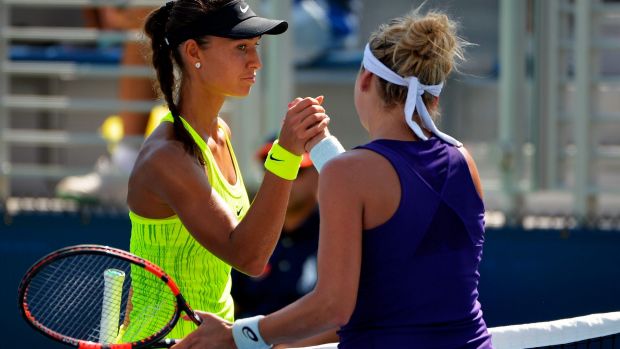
[173,6,493,349]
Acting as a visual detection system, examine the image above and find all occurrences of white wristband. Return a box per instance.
[232,315,272,349]
[309,135,345,172]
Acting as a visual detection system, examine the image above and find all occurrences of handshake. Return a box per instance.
[273,95,345,176]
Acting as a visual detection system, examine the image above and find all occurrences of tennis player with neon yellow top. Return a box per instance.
[172,6,493,349]
[124,0,330,341]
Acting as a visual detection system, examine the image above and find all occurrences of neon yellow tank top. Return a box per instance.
[125,113,250,340]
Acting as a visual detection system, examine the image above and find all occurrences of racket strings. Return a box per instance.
[27,255,128,343]
[121,265,178,341]
[29,256,107,339]
[49,257,110,339]
[23,253,177,345]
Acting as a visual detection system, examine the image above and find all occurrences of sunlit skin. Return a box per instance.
[170,66,485,349]
[127,30,330,277]
[187,36,263,99]
[177,36,263,186]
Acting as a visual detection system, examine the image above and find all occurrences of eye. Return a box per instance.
[238,44,247,51]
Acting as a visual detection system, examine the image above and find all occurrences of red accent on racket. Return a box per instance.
[17,245,202,348]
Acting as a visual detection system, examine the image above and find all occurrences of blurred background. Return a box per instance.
[1,0,619,347]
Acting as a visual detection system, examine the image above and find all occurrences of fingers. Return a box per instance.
[279,96,329,154]
[288,97,303,109]
[281,112,329,151]
[297,112,329,138]
[171,312,232,349]
[305,127,332,152]
[182,310,207,321]
[288,95,323,109]
[288,96,323,114]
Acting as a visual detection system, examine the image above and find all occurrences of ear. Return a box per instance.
[180,39,202,68]
[358,69,374,92]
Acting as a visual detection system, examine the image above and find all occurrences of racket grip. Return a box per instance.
[100,269,126,343]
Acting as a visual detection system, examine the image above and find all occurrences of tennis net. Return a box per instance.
[489,311,620,348]
[294,311,620,349]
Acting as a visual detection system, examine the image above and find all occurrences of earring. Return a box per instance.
[195,62,201,69]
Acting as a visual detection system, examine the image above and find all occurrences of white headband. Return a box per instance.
[362,43,462,147]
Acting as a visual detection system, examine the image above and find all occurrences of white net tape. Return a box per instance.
[291,311,620,349]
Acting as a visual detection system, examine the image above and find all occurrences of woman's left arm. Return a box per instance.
[260,153,364,344]
[172,153,364,349]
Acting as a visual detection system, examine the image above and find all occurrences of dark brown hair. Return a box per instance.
[144,0,231,165]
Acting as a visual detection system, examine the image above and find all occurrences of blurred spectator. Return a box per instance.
[232,136,320,318]
[55,6,159,205]
[293,0,361,65]
[56,0,361,204]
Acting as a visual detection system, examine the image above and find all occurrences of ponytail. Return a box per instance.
[144,2,205,166]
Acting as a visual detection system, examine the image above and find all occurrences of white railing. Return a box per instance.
[498,0,620,223]
[0,0,292,201]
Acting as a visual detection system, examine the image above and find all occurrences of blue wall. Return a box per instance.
[479,227,620,326]
[2,211,131,349]
[2,212,619,348]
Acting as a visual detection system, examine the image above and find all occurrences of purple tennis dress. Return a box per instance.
[338,138,493,349]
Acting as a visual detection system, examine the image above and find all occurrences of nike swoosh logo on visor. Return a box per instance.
[240,4,249,13]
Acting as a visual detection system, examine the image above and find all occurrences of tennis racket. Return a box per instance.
[17,244,202,348]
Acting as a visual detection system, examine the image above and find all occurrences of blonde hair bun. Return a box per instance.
[368,7,468,115]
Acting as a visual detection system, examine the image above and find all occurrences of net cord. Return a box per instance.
[284,311,620,349]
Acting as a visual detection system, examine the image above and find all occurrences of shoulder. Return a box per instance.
[456,145,484,198]
[141,136,184,170]
[456,145,475,167]
[128,125,215,214]
[321,149,379,178]
[319,148,395,197]
[134,128,202,182]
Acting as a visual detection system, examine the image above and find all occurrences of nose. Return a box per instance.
[248,48,262,70]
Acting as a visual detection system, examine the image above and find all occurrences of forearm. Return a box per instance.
[260,291,344,346]
[228,172,293,275]
[274,328,339,348]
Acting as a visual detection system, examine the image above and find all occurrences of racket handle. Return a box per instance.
[100,269,126,343]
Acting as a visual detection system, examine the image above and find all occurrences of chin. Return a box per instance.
[240,85,254,96]
[228,89,252,98]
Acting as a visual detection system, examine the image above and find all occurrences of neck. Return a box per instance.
[363,89,438,141]
[178,82,226,139]
[365,104,415,141]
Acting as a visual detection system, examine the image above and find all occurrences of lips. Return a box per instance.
[241,75,257,82]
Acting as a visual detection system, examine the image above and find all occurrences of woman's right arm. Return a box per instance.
[145,98,329,276]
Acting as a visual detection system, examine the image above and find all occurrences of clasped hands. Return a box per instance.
[276,96,332,157]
